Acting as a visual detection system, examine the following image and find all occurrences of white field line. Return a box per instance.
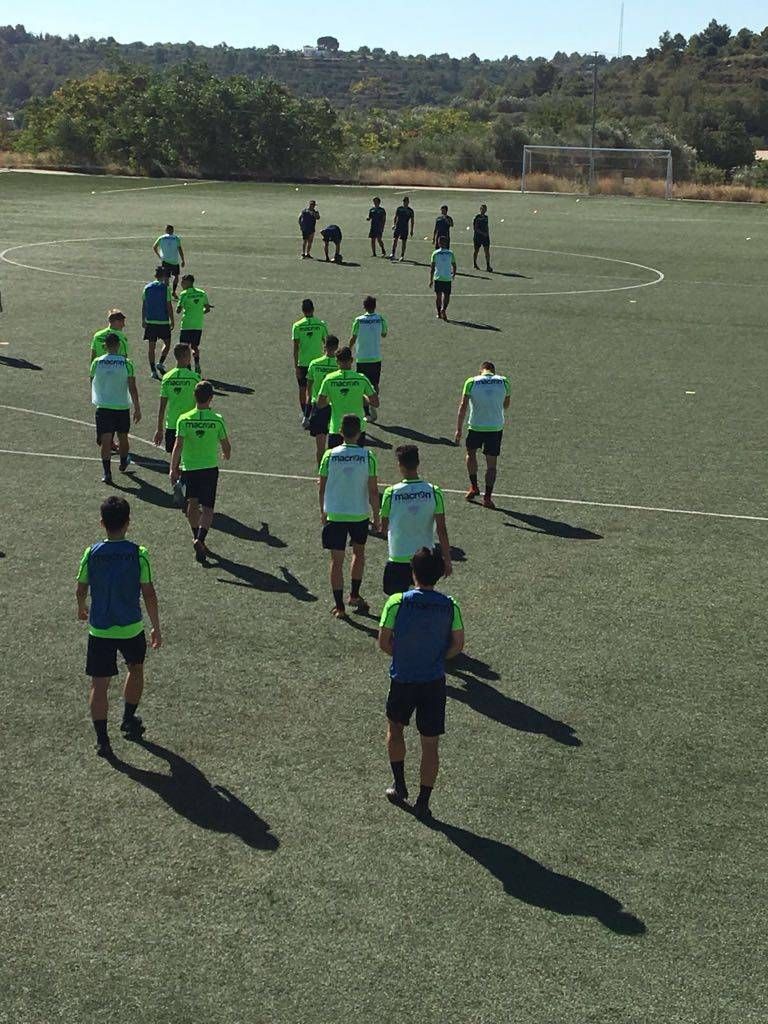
[1,405,766,524]
[95,180,212,195]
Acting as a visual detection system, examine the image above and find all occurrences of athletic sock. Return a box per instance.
[350,578,362,598]
[469,474,478,490]
[197,527,209,544]
[391,760,406,792]
[332,588,344,610]
[485,469,497,499]
[190,522,197,537]
[416,784,433,809]
[93,719,109,744]
[119,456,129,471]
[150,363,156,372]
[102,458,112,476]
[122,701,138,724]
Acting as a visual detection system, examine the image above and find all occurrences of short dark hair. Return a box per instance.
[174,342,190,359]
[395,444,419,471]
[101,495,130,531]
[403,196,409,203]
[302,298,314,315]
[325,334,340,352]
[440,205,448,212]
[341,414,362,439]
[481,360,496,372]
[104,332,121,350]
[107,309,125,322]
[438,236,449,247]
[411,546,444,587]
[363,295,376,312]
[336,346,353,363]
[373,196,381,203]
[195,380,214,403]
[181,273,194,285]
[155,265,169,278]
[166,224,174,233]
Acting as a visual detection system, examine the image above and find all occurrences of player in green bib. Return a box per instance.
[91,309,129,362]
[316,346,378,448]
[176,273,212,376]
[170,380,231,564]
[292,298,329,425]
[154,343,201,505]
[306,334,340,465]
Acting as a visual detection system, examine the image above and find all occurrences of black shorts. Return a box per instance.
[357,362,381,390]
[308,404,331,437]
[386,678,446,736]
[162,261,180,276]
[383,560,413,596]
[434,280,452,296]
[164,428,176,453]
[86,630,147,678]
[322,519,370,550]
[301,228,315,240]
[296,366,309,386]
[369,227,384,239]
[327,431,366,449]
[144,323,171,343]
[393,227,409,240]
[466,429,503,456]
[95,407,130,441]
[179,329,202,347]
[474,233,491,247]
[322,229,342,244]
[182,467,219,509]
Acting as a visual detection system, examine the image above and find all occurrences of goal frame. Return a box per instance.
[520,145,674,199]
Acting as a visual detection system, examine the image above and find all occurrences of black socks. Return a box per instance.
[390,760,406,794]
[350,578,362,598]
[469,473,478,489]
[102,458,111,476]
[196,527,209,544]
[416,785,433,810]
[93,719,108,743]
[332,588,344,610]
[122,701,138,724]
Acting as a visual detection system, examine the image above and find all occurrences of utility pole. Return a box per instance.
[588,51,599,194]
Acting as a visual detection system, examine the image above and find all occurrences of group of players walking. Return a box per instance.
[78,210,509,820]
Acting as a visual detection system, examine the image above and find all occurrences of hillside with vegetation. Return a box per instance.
[2,20,768,189]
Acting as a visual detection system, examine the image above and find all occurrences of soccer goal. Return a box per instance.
[521,146,674,199]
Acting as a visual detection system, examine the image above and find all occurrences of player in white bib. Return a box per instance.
[349,295,388,423]
[380,444,452,594]
[454,360,510,509]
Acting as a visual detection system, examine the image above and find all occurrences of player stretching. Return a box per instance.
[472,204,493,272]
[153,343,200,504]
[316,346,379,448]
[306,334,340,465]
[378,546,464,819]
[349,295,387,423]
[380,444,451,594]
[429,238,456,321]
[432,205,454,248]
[170,381,231,564]
[152,225,185,298]
[142,267,174,379]
[292,298,329,426]
[176,273,212,376]
[367,197,387,257]
[76,496,162,758]
[318,414,380,619]
[299,200,320,258]
[320,224,343,262]
[90,332,141,483]
[91,309,129,362]
[454,360,510,508]
[390,196,414,261]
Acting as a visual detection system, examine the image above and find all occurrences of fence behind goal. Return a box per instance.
[521,146,674,198]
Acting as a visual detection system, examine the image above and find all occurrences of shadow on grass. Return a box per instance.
[212,554,316,602]
[495,506,602,540]
[446,654,580,746]
[364,433,393,450]
[448,320,501,332]
[378,423,456,447]
[207,378,255,395]
[112,740,278,851]
[486,270,531,279]
[423,816,645,935]
[0,355,43,370]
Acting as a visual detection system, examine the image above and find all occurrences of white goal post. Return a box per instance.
[521,146,674,198]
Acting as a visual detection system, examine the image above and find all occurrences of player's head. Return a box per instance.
[107,308,125,327]
[403,196,410,206]
[100,495,130,535]
[104,332,121,353]
[480,360,496,373]
[373,196,381,206]
[301,298,314,316]
[438,236,449,248]
[340,414,362,442]
[324,334,340,354]
[155,265,170,281]
[174,342,192,367]
[308,200,316,209]
[181,273,194,288]
[336,346,353,367]
[194,380,214,407]
[411,546,445,588]
[363,295,376,312]
[395,444,420,473]
[440,205,448,214]
[165,224,174,234]
[480,203,487,213]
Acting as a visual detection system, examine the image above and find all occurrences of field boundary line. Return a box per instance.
[1,406,766,524]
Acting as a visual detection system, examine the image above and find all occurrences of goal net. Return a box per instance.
[521,146,673,198]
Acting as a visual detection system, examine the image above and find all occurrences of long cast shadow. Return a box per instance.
[425,817,645,935]
[408,260,489,280]
[363,433,393,450]
[207,378,255,395]
[212,553,316,602]
[378,423,456,447]
[496,507,602,540]
[446,654,580,745]
[0,355,43,370]
[448,320,501,332]
[111,740,278,850]
[487,270,531,279]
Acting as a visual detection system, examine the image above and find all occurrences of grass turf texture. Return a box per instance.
[0,173,766,1023]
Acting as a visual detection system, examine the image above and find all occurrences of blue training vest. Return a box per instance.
[87,540,143,630]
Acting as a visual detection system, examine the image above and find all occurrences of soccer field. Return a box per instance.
[1,171,766,1024]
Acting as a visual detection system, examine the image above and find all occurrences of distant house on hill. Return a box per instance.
[302,45,330,58]
[755,150,768,161]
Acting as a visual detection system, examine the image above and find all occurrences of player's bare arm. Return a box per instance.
[368,476,381,534]
[318,475,328,523]
[446,628,464,660]
[128,377,141,424]
[170,436,183,483]
[378,625,395,655]
[141,582,162,649]
[436,513,452,577]
[220,437,232,460]
[75,581,89,621]
[454,394,469,443]
[154,396,168,446]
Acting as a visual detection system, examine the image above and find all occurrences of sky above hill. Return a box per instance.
[4,1,764,59]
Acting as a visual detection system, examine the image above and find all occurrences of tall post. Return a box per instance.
[589,52,598,194]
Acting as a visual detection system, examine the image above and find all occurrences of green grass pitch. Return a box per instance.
[1,171,766,1023]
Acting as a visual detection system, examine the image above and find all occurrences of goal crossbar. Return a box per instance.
[521,145,674,198]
